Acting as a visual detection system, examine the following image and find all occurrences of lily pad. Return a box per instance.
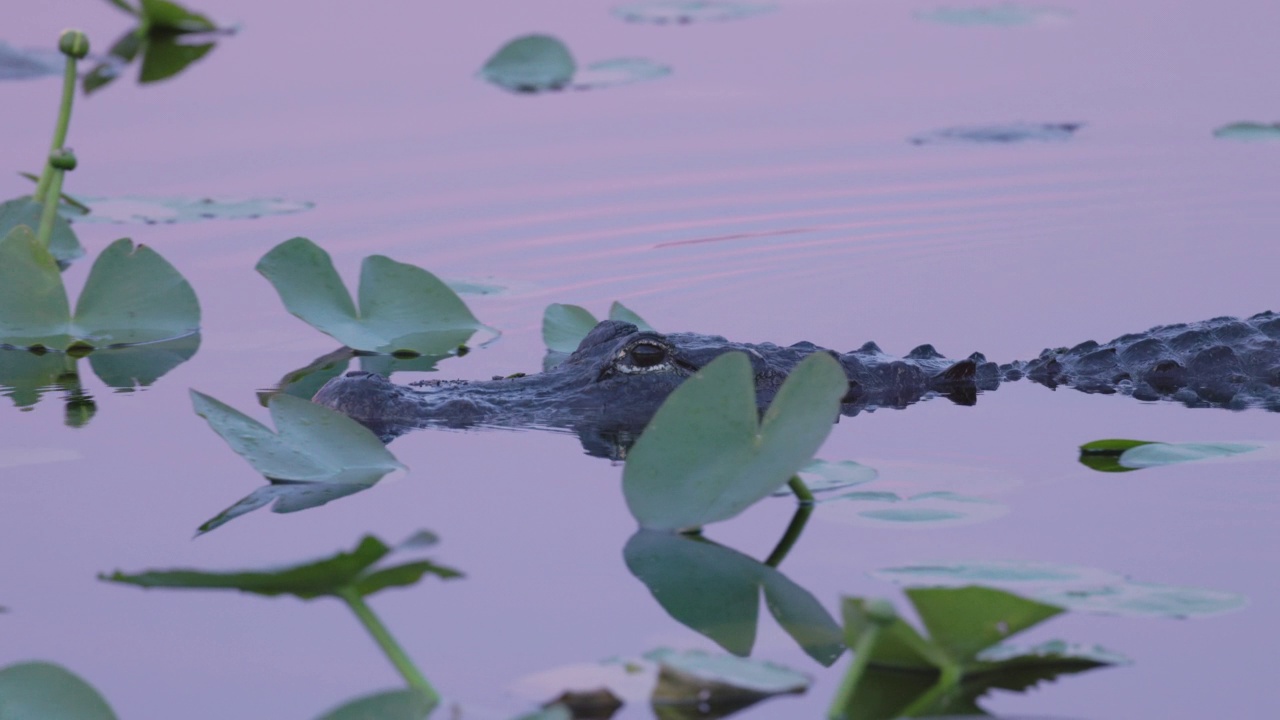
[0,661,118,720]
[819,490,1008,528]
[197,480,375,535]
[191,390,405,484]
[872,561,1247,618]
[542,301,652,353]
[770,459,878,496]
[1212,122,1280,141]
[647,648,809,703]
[625,530,844,664]
[0,42,65,81]
[256,237,489,356]
[0,195,84,267]
[910,122,1083,145]
[480,35,576,92]
[61,195,313,224]
[315,688,437,720]
[915,4,1072,27]
[1116,441,1263,469]
[480,35,670,93]
[622,351,847,531]
[0,227,199,351]
[83,0,231,93]
[612,1,776,24]
[101,531,460,600]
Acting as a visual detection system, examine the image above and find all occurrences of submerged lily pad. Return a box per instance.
[0,227,199,351]
[0,42,65,80]
[62,195,314,224]
[542,301,652,353]
[770,459,878,496]
[915,4,1072,27]
[480,35,669,93]
[0,195,85,267]
[910,122,1083,145]
[820,490,1007,528]
[612,1,776,24]
[257,237,490,356]
[0,661,118,720]
[873,561,1247,618]
[1212,122,1280,141]
[623,351,847,531]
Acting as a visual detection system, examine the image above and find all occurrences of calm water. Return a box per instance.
[3,0,1279,717]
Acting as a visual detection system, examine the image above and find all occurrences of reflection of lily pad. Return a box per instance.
[63,195,314,224]
[198,480,374,535]
[612,1,775,24]
[0,42,65,80]
[910,122,1082,145]
[1212,122,1280,141]
[915,4,1072,27]
[820,490,1007,528]
[480,35,670,94]
[873,561,1247,618]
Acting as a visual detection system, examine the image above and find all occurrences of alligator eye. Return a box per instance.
[628,342,667,368]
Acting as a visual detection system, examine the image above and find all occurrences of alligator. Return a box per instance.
[313,311,1280,457]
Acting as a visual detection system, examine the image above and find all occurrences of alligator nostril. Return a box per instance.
[629,343,667,368]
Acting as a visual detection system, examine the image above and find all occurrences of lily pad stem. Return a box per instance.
[788,474,814,504]
[338,587,440,705]
[896,663,963,717]
[764,502,813,568]
[36,168,66,250]
[35,44,81,203]
[826,618,884,718]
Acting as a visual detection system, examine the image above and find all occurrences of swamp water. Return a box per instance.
[2,0,1278,717]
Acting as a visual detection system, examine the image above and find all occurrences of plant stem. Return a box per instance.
[35,53,79,203]
[338,588,440,705]
[826,620,883,719]
[36,169,65,249]
[764,502,813,568]
[896,663,963,717]
[788,474,814,504]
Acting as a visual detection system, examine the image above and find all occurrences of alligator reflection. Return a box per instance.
[0,334,200,427]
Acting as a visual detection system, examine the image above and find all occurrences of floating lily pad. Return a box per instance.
[0,195,85,267]
[873,561,1247,618]
[819,490,1008,528]
[647,648,810,706]
[315,688,437,720]
[102,531,460,600]
[480,35,669,93]
[623,351,847,531]
[915,4,1072,27]
[771,459,877,496]
[1117,441,1263,469]
[257,237,490,356]
[0,227,199,351]
[0,42,65,80]
[612,1,776,24]
[198,480,375,535]
[0,662,118,720]
[542,301,652,354]
[62,195,314,224]
[1212,122,1280,141]
[910,122,1083,145]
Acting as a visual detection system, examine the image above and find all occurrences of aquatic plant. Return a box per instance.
[479,34,670,93]
[0,661,118,719]
[84,0,235,93]
[542,300,651,353]
[1080,438,1265,472]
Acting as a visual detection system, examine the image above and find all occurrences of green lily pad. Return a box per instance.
[625,530,844,664]
[84,0,230,93]
[1213,122,1280,141]
[197,480,375,535]
[612,1,776,24]
[0,662,118,720]
[256,237,489,356]
[1078,438,1156,472]
[819,490,1008,528]
[0,42,65,81]
[315,688,437,720]
[191,390,406,483]
[480,35,670,93]
[0,196,84,268]
[771,459,878,496]
[1117,441,1263,469]
[542,301,652,353]
[647,648,809,701]
[480,35,576,93]
[872,561,1247,618]
[62,195,313,224]
[910,122,1083,145]
[623,351,847,531]
[915,5,1072,27]
[0,228,199,351]
[101,532,460,600]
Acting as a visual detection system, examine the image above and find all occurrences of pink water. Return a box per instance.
[2,1,1279,718]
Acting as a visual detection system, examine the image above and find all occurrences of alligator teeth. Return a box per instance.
[617,361,676,374]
